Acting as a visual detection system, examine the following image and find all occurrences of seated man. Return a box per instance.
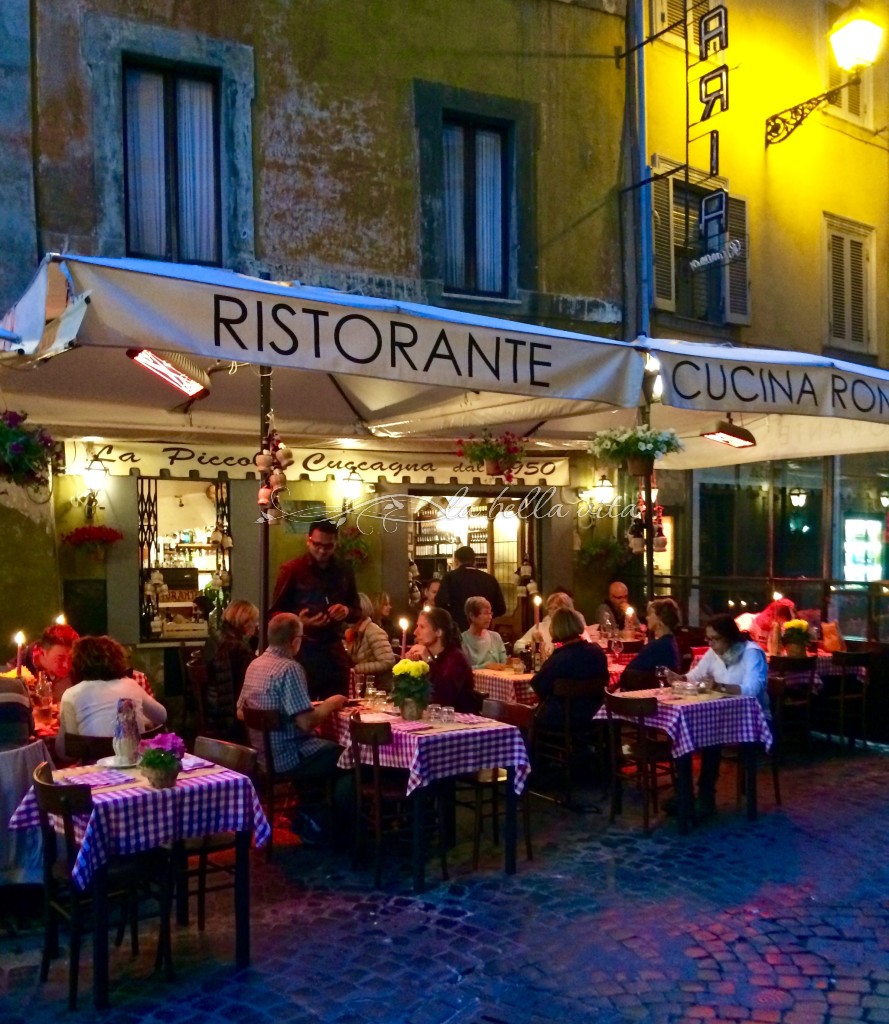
[0,673,34,751]
[238,612,347,791]
[596,581,630,632]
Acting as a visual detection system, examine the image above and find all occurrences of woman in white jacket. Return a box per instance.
[513,590,589,653]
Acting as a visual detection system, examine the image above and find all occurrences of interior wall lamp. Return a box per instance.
[765,4,884,145]
[880,490,889,508]
[701,413,757,448]
[789,487,808,508]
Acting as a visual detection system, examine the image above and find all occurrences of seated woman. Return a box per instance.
[348,593,397,690]
[406,607,477,713]
[202,600,259,737]
[371,591,398,641]
[531,608,608,729]
[57,635,167,759]
[513,590,588,653]
[461,596,507,669]
[622,598,682,681]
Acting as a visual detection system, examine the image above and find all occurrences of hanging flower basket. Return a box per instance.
[0,409,54,487]
[336,524,371,565]
[456,431,525,483]
[62,525,124,559]
[588,427,683,472]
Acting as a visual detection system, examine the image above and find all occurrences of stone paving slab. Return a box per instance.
[2,749,889,1022]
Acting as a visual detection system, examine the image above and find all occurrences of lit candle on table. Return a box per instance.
[533,594,542,627]
[626,607,635,633]
[14,631,25,676]
[398,616,410,658]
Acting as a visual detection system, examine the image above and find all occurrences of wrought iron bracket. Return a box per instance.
[765,77,859,145]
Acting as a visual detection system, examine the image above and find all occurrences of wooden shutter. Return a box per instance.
[828,229,869,349]
[651,173,675,311]
[724,195,750,325]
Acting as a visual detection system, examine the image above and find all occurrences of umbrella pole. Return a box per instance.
[259,366,272,649]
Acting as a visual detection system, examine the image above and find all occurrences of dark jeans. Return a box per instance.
[287,741,352,845]
[298,640,351,700]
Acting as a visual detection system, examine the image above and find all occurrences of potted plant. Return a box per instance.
[457,430,525,482]
[0,409,54,488]
[391,658,431,720]
[336,524,371,565]
[588,426,683,476]
[138,731,187,788]
[62,524,125,560]
[781,619,811,658]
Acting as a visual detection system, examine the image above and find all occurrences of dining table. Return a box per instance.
[325,703,531,891]
[9,754,270,1003]
[473,652,630,706]
[688,648,867,693]
[594,686,773,834]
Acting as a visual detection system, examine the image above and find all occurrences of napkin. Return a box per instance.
[396,721,435,732]
[454,713,489,724]
[58,768,134,788]
[180,754,216,771]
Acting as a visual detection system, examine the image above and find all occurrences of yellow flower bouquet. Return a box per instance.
[391,658,431,710]
[781,619,810,648]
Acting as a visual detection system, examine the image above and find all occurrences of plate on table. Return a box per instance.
[96,754,139,769]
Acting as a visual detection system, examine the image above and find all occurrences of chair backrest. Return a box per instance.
[194,735,257,776]
[620,668,658,692]
[241,705,284,776]
[604,692,659,719]
[768,655,817,680]
[186,652,208,736]
[830,651,870,671]
[550,677,601,735]
[348,711,393,799]
[481,698,505,720]
[617,639,644,654]
[32,761,92,875]
[64,733,116,765]
[552,678,596,700]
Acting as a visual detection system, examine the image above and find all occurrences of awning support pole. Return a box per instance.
[259,366,272,649]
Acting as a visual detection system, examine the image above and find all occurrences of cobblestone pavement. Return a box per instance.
[2,748,889,1023]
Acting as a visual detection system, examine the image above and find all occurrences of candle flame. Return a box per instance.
[533,595,543,607]
[398,617,410,630]
[13,631,25,645]
[55,614,67,625]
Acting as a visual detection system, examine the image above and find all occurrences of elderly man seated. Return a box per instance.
[238,613,347,839]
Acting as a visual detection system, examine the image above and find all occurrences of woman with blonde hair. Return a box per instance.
[347,593,397,689]
[201,599,259,737]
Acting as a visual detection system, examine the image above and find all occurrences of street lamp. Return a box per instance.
[765,4,884,145]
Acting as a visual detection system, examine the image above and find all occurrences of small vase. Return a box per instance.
[484,458,505,477]
[142,764,181,789]
[401,698,424,722]
[626,454,655,476]
[784,642,807,659]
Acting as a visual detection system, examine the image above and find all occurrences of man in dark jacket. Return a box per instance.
[436,546,506,632]
[269,520,361,699]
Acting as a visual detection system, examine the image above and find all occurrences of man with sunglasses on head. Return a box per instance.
[270,520,360,699]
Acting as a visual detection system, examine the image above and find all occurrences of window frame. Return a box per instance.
[441,113,511,298]
[414,80,537,303]
[122,58,222,266]
[83,15,255,269]
[823,212,874,354]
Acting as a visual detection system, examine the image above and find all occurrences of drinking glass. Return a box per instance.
[611,637,624,659]
[365,675,376,696]
[427,703,442,723]
[441,706,455,723]
[655,666,668,688]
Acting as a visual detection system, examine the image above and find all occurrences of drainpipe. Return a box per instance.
[634,0,652,341]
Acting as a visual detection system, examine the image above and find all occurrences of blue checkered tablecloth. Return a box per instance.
[329,711,531,796]
[9,765,270,890]
[594,688,773,760]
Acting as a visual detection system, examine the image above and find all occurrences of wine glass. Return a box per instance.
[611,637,624,660]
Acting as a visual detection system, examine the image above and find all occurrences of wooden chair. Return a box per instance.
[767,656,817,755]
[241,705,331,860]
[348,712,447,888]
[675,626,708,673]
[532,678,605,808]
[176,737,257,930]
[615,638,644,654]
[457,699,534,870]
[619,668,658,692]
[604,693,673,834]
[821,651,869,749]
[32,762,173,1009]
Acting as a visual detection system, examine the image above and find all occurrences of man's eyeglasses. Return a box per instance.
[308,539,336,551]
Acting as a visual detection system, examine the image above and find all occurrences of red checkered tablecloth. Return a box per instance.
[9,764,270,890]
[594,688,773,760]
[328,711,531,796]
[473,670,536,705]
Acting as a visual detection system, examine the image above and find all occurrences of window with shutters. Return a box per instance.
[650,0,714,50]
[825,214,873,353]
[824,1,872,125]
[650,157,749,325]
[123,62,221,265]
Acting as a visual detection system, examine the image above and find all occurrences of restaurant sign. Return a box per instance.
[64,441,569,486]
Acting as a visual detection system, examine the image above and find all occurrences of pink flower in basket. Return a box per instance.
[139,731,186,771]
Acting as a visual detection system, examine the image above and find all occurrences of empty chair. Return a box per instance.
[32,762,173,1009]
[176,736,257,930]
[604,693,673,834]
[348,712,447,888]
[533,678,604,808]
[767,655,816,755]
[822,651,869,749]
